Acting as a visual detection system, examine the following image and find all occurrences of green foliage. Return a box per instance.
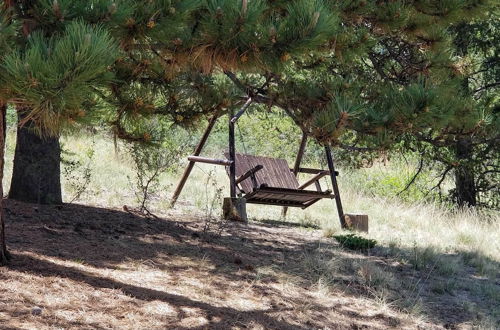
[1,21,119,135]
[0,0,496,210]
[204,107,305,160]
[311,95,363,144]
[333,234,377,250]
[61,139,95,203]
[0,7,17,54]
[127,123,192,213]
[342,157,439,203]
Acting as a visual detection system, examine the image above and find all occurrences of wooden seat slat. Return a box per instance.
[250,187,332,203]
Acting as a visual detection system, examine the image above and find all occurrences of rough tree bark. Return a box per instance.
[452,24,477,208]
[455,136,477,207]
[9,111,62,205]
[0,104,10,265]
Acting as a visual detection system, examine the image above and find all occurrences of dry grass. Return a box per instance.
[1,201,426,329]
[1,132,499,329]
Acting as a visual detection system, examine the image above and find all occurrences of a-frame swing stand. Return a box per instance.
[170,105,350,229]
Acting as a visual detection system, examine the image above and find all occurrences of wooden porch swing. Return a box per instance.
[170,98,349,228]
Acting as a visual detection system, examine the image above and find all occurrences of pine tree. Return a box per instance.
[0,103,9,265]
[0,1,120,263]
[420,16,499,207]
[1,0,340,205]
[101,0,495,207]
[0,0,495,264]
[0,0,346,264]
[216,0,495,207]
[0,5,18,264]
[0,1,124,204]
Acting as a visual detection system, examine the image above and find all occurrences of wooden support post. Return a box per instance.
[325,146,346,228]
[344,214,369,232]
[282,132,308,217]
[170,115,219,207]
[229,110,237,199]
[227,98,253,198]
[223,197,247,222]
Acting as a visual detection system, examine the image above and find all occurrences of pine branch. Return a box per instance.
[397,156,425,196]
[473,82,500,94]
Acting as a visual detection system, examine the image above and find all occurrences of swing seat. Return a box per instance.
[225,153,335,209]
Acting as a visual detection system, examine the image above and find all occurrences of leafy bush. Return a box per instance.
[127,124,193,215]
[333,234,377,250]
[61,140,95,203]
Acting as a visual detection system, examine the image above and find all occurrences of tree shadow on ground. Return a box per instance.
[3,199,499,328]
[4,253,316,329]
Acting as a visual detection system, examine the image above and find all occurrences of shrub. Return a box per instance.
[128,141,183,215]
[333,234,377,250]
[61,140,95,203]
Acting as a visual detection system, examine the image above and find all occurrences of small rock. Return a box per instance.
[31,307,43,316]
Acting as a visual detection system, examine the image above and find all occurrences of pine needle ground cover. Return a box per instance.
[1,131,498,329]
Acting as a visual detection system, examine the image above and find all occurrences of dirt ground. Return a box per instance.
[0,200,496,329]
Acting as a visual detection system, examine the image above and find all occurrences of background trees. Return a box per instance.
[242,0,497,207]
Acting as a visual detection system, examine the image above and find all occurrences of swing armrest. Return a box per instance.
[188,156,232,166]
[291,167,339,176]
[236,165,264,185]
[298,171,329,190]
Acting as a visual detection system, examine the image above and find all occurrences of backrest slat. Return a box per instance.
[224,153,299,191]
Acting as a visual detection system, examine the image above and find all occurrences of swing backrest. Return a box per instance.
[225,153,300,192]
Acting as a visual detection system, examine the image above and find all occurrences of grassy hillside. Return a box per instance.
[1,129,499,328]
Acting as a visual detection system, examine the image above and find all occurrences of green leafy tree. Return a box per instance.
[413,16,499,208]
[1,0,340,205]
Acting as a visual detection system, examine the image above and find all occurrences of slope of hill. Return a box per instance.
[1,198,498,329]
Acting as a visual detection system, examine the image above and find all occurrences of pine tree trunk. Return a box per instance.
[455,136,477,207]
[8,111,62,205]
[0,104,10,265]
